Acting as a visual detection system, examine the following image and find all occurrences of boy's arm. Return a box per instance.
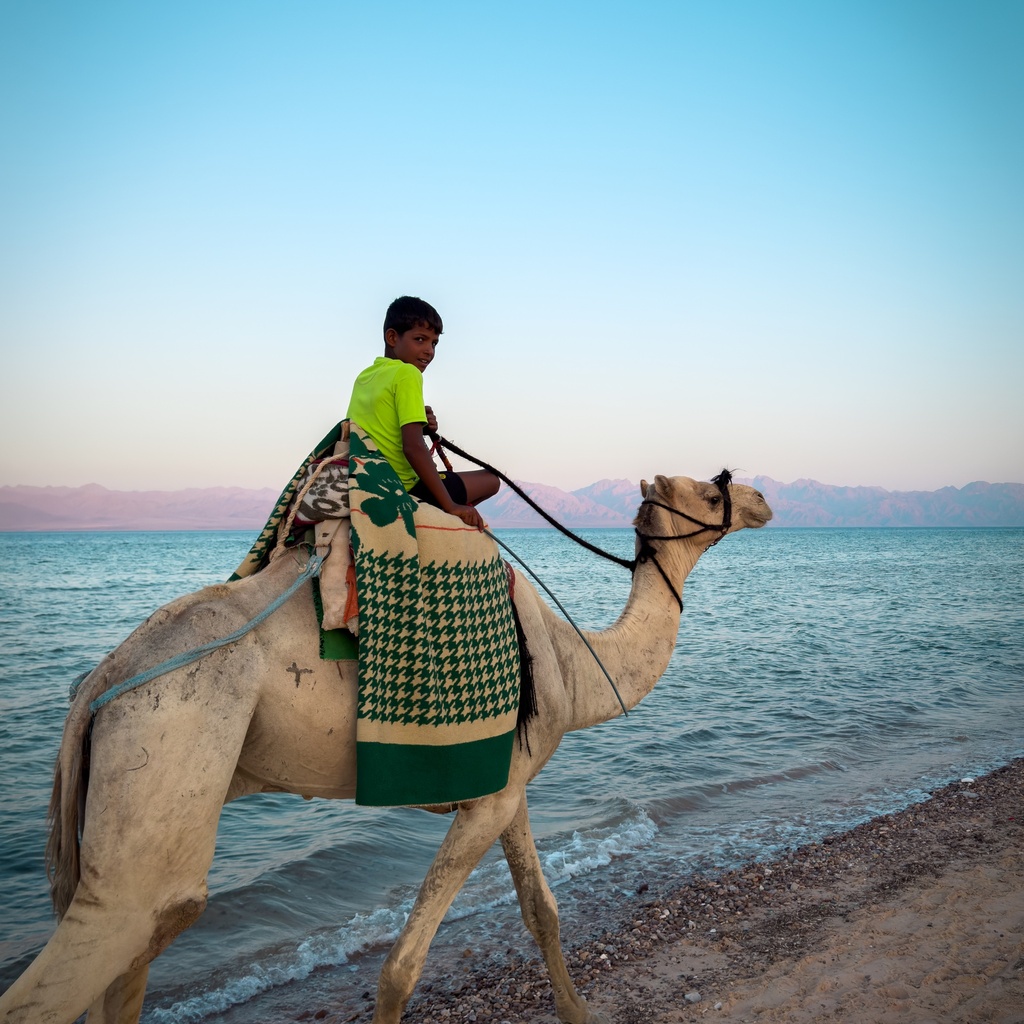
[401,423,485,529]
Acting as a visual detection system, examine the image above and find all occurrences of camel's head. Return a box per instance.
[636,471,773,541]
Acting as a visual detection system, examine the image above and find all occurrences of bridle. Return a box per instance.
[632,469,733,611]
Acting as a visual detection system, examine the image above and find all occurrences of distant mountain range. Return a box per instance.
[480,477,1024,528]
[2,477,1023,532]
[0,484,281,532]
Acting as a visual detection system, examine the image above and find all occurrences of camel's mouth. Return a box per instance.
[735,489,773,528]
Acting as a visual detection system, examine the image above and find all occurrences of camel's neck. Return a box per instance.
[549,535,706,732]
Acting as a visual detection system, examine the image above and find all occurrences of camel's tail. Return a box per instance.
[45,665,108,917]
[511,597,538,744]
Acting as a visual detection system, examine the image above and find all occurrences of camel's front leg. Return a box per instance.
[501,795,606,1024]
[373,789,521,1024]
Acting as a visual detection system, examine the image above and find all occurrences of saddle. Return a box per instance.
[281,422,359,635]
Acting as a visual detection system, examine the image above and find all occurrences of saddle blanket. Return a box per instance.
[348,423,521,806]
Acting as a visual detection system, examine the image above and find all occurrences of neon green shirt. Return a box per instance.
[346,357,427,490]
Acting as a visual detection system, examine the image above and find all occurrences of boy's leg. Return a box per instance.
[410,470,499,509]
[410,474,468,510]
[461,470,500,505]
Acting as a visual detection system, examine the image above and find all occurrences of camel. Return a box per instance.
[0,472,772,1024]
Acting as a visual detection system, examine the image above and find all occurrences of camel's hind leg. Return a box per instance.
[0,862,206,1024]
[500,795,604,1024]
[0,681,255,1024]
[372,788,522,1024]
[84,964,150,1024]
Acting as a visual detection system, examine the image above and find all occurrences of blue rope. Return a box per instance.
[87,552,324,716]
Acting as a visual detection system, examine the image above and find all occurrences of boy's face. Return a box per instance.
[385,322,439,373]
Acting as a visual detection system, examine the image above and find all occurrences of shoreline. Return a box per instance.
[286,758,1023,1023]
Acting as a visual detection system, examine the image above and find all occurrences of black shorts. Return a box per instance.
[410,473,468,509]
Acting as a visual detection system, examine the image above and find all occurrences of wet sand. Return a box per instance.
[291,759,1023,1023]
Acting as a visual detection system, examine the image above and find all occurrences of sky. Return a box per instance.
[1,0,1022,494]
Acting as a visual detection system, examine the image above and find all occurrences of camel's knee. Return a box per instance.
[66,871,207,972]
[521,884,561,941]
[129,894,207,970]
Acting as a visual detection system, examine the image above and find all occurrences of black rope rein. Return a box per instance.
[433,434,735,609]
[432,437,736,715]
[432,434,637,571]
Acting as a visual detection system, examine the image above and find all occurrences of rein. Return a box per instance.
[432,435,733,610]
[431,434,636,571]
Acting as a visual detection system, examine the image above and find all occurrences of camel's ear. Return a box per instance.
[641,476,672,498]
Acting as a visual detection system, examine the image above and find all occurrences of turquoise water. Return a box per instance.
[1,527,1022,1021]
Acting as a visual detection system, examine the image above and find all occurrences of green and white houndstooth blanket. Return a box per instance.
[347,424,520,806]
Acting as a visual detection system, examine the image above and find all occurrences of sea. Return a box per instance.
[1,526,1022,1021]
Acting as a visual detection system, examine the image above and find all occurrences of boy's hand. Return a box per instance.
[449,504,486,530]
[423,406,438,433]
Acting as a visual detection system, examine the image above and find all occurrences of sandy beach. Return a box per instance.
[289,759,1023,1024]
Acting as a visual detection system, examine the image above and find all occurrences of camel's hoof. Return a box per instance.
[563,997,611,1024]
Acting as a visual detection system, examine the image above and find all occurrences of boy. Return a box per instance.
[346,296,499,529]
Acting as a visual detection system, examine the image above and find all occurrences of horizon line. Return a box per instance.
[3,475,1023,495]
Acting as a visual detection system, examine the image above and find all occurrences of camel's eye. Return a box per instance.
[708,494,720,506]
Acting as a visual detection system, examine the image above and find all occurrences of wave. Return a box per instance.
[142,807,658,1023]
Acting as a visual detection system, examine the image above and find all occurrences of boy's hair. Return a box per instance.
[383,295,443,340]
